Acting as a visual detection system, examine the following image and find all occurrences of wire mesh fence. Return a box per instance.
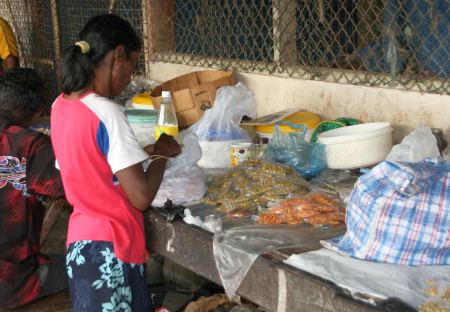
[0,0,57,102]
[0,0,448,97]
[0,0,147,103]
[58,0,148,78]
[153,0,449,95]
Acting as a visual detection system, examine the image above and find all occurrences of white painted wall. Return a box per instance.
[149,62,450,142]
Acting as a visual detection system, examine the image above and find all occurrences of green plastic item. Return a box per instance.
[125,108,157,124]
[310,118,360,143]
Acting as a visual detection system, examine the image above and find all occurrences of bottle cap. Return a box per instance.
[161,91,171,98]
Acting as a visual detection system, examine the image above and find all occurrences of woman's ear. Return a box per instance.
[114,45,126,66]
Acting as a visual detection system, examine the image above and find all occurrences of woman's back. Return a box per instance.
[51,92,148,263]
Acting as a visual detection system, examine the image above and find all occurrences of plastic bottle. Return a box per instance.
[155,91,178,140]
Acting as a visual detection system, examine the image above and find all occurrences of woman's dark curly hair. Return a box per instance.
[0,68,45,119]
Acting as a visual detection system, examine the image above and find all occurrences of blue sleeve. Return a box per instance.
[96,121,110,157]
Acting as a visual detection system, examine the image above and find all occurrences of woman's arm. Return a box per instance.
[115,134,181,211]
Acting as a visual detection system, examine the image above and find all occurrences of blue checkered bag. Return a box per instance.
[323,159,450,265]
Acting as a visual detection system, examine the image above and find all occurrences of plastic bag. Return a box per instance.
[202,159,310,217]
[153,133,207,206]
[265,125,327,178]
[386,126,440,162]
[115,77,160,106]
[183,208,222,233]
[213,224,344,299]
[152,200,185,222]
[190,82,256,168]
[310,169,362,203]
[323,159,450,265]
[443,131,450,162]
[258,192,345,226]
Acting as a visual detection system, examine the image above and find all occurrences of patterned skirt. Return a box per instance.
[66,240,152,312]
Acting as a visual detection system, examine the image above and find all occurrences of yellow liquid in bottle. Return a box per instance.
[155,124,179,140]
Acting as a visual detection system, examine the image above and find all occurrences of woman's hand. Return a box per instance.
[115,134,181,211]
[154,134,181,158]
[143,144,155,156]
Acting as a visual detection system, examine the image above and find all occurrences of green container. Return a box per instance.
[125,108,157,124]
[125,109,158,146]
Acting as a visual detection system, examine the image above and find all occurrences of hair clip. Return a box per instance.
[75,41,90,54]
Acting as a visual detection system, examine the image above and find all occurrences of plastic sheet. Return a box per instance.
[285,248,450,310]
[264,125,327,178]
[213,224,344,299]
[153,133,207,206]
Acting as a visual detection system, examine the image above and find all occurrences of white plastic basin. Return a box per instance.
[318,122,393,169]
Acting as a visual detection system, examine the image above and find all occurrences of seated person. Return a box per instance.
[0,68,67,310]
[0,17,19,69]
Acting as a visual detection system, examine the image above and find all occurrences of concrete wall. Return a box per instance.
[149,62,450,142]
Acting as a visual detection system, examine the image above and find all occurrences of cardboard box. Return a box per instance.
[151,70,236,127]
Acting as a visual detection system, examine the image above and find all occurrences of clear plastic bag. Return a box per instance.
[183,208,222,233]
[386,126,440,163]
[265,125,327,178]
[115,77,160,106]
[258,192,345,226]
[190,82,256,168]
[202,160,310,217]
[190,82,256,141]
[153,133,207,206]
[310,169,362,203]
[443,131,450,163]
[213,224,345,299]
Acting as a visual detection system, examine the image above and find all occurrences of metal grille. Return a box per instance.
[0,0,148,102]
[0,0,57,101]
[153,0,449,94]
[58,0,148,78]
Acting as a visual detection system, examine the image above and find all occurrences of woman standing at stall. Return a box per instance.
[50,14,181,312]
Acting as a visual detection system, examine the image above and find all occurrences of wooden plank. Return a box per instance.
[40,199,66,246]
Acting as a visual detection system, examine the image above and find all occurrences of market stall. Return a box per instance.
[120,69,449,312]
